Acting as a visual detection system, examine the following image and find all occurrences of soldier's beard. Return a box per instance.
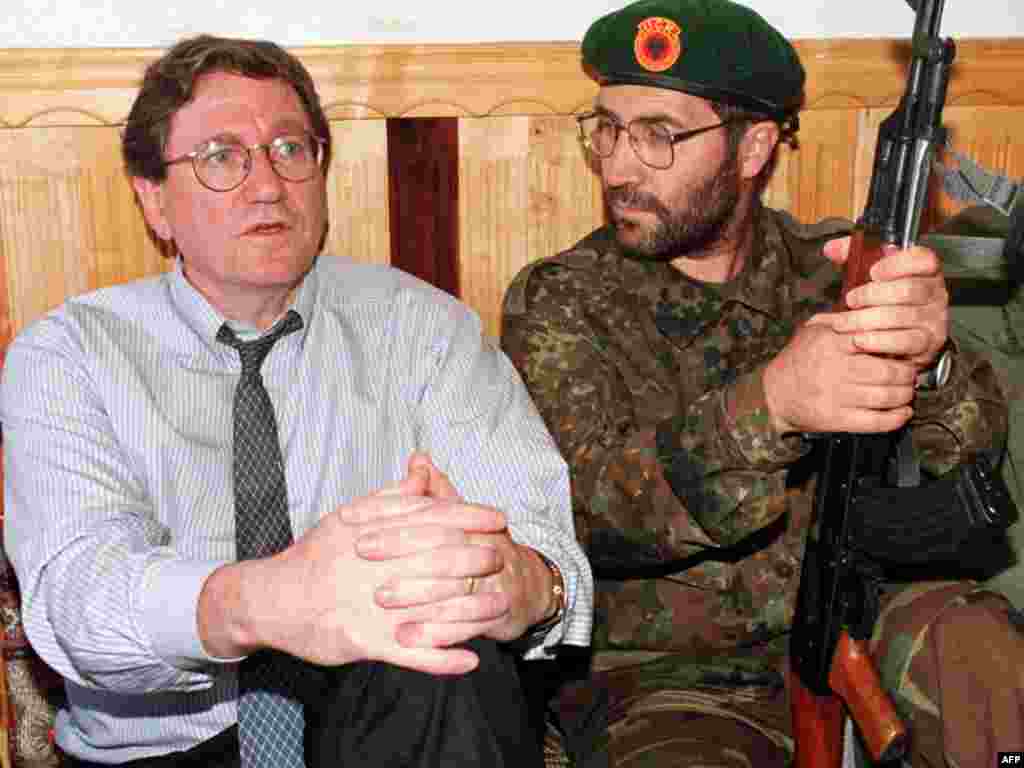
[607,152,741,263]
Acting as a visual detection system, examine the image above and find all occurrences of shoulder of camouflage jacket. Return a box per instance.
[503,226,617,316]
[771,209,852,276]
[503,212,850,317]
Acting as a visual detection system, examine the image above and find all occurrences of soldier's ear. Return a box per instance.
[738,121,780,180]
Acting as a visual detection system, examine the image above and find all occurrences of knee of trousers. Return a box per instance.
[874,586,1024,768]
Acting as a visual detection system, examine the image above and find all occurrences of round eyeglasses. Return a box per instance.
[162,132,328,192]
[576,111,737,170]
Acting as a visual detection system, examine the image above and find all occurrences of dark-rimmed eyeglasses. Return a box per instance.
[162,131,327,192]
[576,111,737,170]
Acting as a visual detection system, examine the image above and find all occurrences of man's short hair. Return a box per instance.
[122,35,332,182]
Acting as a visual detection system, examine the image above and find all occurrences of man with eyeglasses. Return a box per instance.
[1,35,592,768]
[502,0,1020,765]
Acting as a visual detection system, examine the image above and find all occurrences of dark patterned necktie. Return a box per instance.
[217,310,306,768]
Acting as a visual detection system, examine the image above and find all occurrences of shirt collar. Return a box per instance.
[712,207,787,317]
[166,257,319,349]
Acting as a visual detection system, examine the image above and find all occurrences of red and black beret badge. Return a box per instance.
[634,17,683,73]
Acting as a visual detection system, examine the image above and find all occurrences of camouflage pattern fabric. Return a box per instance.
[950,283,1024,607]
[502,206,1017,766]
[867,582,1024,768]
[546,583,1023,767]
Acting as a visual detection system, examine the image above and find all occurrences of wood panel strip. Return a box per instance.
[0,126,168,337]
[0,180,10,369]
[4,39,1024,127]
[386,118,460,296]
[323,120,391,268]
[457,116,541,340]
[523,116,605,269]
[456,114,605,340]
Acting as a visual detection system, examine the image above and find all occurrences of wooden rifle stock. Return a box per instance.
[828,632,907,762]
[789,228,908,768]
[790,630,908,768]
[789,666,844,768]
[829,229,904,761]
[790,1,953,761]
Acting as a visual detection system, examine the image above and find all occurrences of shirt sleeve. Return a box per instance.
[502,258,1010,573]
[1,316,225,693]
[905,338,1010,475]
[396,288,593,656]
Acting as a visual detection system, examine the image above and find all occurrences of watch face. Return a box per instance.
[934,348,953,388]
[918,348,953,390]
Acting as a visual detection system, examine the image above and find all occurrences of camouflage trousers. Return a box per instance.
[550,582,1024,768]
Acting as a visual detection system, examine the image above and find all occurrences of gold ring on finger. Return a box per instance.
[465,576,477,595]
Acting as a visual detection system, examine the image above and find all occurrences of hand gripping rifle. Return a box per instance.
[788,2,959,765]
[789,2,1020,764]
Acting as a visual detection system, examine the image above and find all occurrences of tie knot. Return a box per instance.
[217,310,303,376]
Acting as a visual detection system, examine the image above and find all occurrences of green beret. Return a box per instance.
[581,0,805,121]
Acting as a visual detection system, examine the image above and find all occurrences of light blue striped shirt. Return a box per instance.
[1,255,592,763]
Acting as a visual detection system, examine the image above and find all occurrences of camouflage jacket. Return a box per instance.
[501,207,1009,653]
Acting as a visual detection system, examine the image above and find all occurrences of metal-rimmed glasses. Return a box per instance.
[162,131,328,192]
[576,111,737,170]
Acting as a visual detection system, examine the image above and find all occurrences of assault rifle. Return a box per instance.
[787,2,1015,766]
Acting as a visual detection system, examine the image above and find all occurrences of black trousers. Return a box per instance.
[63,639,542,768]
[305,637,542,767]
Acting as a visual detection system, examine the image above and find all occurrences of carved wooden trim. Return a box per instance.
[3,38,1024,127]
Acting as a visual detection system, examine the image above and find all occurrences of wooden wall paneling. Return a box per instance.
[525,115,605,274]
[0,161,10,367]
[84,130,170,291]
[935,105,1024,220]
[0,44,596,128]
[4,40,1024,128]
[385,118,460,295]
[850,107,890,228]
[764,108,865,224]
[1,126,91,337]
[0,48,153,128]
[458,115,603,341]
[797,39,1024,113]
[323,119,391,267]
[0,126,167,339]
[457,116,530,340]
[4,39,1024,342]
[845,104,1024,235]
[293,43,596,120]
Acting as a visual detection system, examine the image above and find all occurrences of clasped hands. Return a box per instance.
[231,454,556,676]
[763,237,950,436]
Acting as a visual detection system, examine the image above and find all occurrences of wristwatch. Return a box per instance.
[534,554,566,626]
[916,344,953,390]
[512,554,566,648]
